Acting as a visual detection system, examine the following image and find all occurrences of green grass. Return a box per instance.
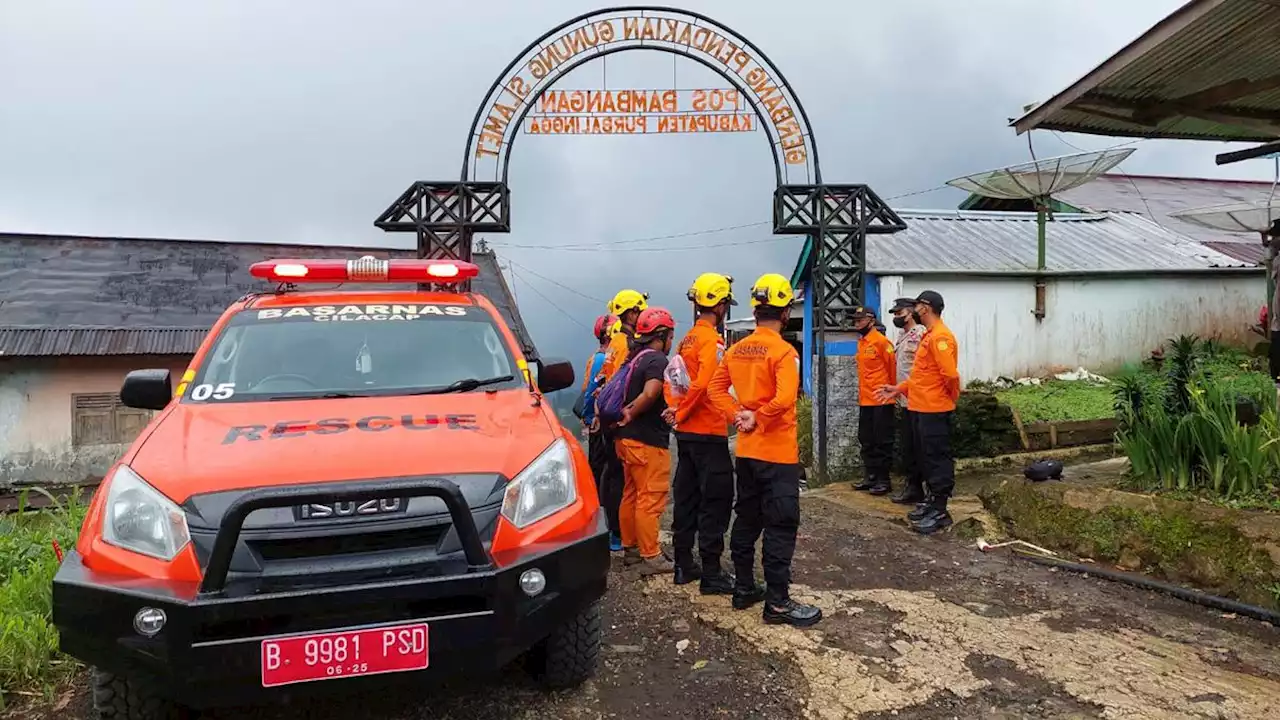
[0,489,87,707]
[997,380,1115,423]
[993,347,1272,424]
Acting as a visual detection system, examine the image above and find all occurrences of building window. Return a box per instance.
[71,393,154,447]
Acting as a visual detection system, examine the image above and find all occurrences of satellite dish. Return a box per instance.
[944,147,1137,321]
[945,148,1136,201]
[1168,199,1280,235]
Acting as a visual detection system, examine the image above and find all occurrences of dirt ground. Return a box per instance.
[14,467,1280,720]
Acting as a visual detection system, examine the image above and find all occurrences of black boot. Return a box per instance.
[910,506,954,535]
[891,486,926,505]
[732,581,767,610]
[673,559,702,586]
[700,570,735,596]
[907,502,931,521]
[868,478,892,496]
[852,477,876,491]
[763,598,823,627]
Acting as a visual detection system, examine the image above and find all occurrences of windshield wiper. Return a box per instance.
[405,375,517,396]
[264,391,373,401]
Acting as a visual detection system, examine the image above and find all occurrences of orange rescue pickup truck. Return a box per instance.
[52,256,608,718]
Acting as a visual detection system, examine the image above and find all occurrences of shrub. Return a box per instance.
[1117,372,1280,500]
[0,489,87,705]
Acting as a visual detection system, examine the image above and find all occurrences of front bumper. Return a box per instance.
[54,496,609,708]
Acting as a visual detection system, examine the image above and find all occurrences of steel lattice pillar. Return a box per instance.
[374,181,511,290]
[774,184,907,480]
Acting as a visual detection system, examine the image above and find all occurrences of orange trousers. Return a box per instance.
[615,438,671,559]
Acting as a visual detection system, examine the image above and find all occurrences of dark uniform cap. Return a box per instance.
[915,290,945,313]
[890,297,917,311]
[850,306,876,319]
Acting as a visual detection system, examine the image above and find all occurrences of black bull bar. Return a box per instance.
[198,476,493,594]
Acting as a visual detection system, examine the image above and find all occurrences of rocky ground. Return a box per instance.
[14,468,1280,720]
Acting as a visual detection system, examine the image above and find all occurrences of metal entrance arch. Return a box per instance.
[373,6,907,479]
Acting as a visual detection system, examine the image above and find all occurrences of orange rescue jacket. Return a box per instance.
[896,320,960,413]
[600,325,633,381]
[672,318,731,437]
[857,327,896,407]
[708,326,800,464]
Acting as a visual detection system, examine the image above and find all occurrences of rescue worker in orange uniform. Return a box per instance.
[850,307,897,496]
[876,290,960,535]
[667,273,737,593]
[615,306,677,575]
[596,290,649,552]
[600,289,649,380]
[709,274,822,627]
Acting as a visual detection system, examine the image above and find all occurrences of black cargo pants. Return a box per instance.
[730,457,800,605]
[857,404,895,485]
[671,435,735,573]
[911,411,955,509]
[896,406,924,497]
[592,429,623,535]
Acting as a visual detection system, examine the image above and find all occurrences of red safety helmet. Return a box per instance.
[635,307,676,336]
[594,314,617,339]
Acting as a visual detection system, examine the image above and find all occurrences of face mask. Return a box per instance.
[912,311,923,324]
[892,316,907,329]
[855,324,871,335]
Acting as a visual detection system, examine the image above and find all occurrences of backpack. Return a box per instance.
[595,349,656,427]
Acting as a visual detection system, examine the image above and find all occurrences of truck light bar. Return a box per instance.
[248,256,480,284]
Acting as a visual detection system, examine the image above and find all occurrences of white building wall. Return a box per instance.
[879,274,1265,382]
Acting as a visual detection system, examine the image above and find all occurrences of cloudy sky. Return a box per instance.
[2,0,1276,361]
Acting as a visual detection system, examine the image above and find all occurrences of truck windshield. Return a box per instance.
[184,302,523,403]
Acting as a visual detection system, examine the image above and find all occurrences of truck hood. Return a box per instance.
[128,390,558,503]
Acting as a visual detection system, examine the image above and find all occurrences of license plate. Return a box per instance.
[260,622,429,688]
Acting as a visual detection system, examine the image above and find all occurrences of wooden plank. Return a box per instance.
[1010,408,1031,451]
[1023,417,1119,450]
[73,409,114,447]
[114,407,153,444]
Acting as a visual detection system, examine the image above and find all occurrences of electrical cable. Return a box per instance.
[506,258,607,303]
[487,185,949,252]
[507,266,592,330]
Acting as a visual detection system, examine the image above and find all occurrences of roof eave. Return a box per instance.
[1011,0,1236,137]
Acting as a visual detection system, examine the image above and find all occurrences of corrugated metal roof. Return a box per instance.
[0,231,538,357]
[1201,239,1268,264]
[1054,175,1277,244]
[867,210,1255,273]
[0,327,208,357]
[1013,0,1280,142]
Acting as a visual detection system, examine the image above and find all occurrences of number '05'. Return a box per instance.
[190,383,235,401]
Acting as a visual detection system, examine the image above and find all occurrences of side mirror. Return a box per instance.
[536,357,575,394]
[120,369,174,411]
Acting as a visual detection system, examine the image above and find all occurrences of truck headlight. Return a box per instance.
[101,465,191,561]
[501,438,577,529]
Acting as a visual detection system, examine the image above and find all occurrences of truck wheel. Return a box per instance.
[528,600,601,689]
[91,667,181,720]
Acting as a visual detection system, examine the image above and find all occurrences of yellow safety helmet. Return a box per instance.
[687,273,737,307]
[750,273,795,308]
[608,289,649,315]
[609,319,623,336]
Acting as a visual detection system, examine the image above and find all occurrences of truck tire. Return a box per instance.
[528,600,601,689]
[91,667,181,720]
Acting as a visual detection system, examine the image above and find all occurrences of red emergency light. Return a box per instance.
[248,256,480,284]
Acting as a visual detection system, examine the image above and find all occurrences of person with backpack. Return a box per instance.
[708,274,822,627]
[593,290,647,552]
[580,313,621,550]
[599,307,676,575]
[666,273,737,593]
